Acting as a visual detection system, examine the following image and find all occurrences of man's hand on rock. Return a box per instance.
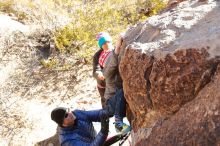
[115,33,125,55]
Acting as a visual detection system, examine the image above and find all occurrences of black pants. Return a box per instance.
[97,86,106,108]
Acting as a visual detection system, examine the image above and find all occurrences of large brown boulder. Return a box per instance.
[119,0,220,145]
[137,64,220,146]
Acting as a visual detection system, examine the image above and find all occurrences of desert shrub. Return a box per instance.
[0,0,28,21]
[0,0,14,13]
[40,58,59,69]
[54,0,166,64]
[1,0,165,67]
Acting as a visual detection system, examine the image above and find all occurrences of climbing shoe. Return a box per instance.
[114,121,131,133]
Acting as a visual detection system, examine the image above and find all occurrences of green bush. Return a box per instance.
[54,0,166,64]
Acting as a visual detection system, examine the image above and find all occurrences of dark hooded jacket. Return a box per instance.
[93,49,106,88]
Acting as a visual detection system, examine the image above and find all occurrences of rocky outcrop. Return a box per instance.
[137,64,220,146]
[119,0,220,145]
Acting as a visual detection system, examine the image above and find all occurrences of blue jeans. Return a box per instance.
[106,88,126,120]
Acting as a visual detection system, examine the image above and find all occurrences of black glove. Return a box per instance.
[100,111,109,135]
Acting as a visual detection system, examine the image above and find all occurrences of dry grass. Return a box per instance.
[0,1,88,144]
[0,28,93,145]
[0,0,75,29]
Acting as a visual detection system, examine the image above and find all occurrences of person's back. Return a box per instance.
[103,35,123,100]
[102,51,117,100]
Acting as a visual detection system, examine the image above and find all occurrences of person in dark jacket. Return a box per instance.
[102,34,131,133]
[51,107,109,146]
[93,32,113,108]
[95,32,131,133]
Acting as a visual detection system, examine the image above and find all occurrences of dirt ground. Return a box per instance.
[0,13,132,146]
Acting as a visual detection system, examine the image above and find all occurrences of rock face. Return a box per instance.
[137,64,220,146]
[119,0,220,145]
